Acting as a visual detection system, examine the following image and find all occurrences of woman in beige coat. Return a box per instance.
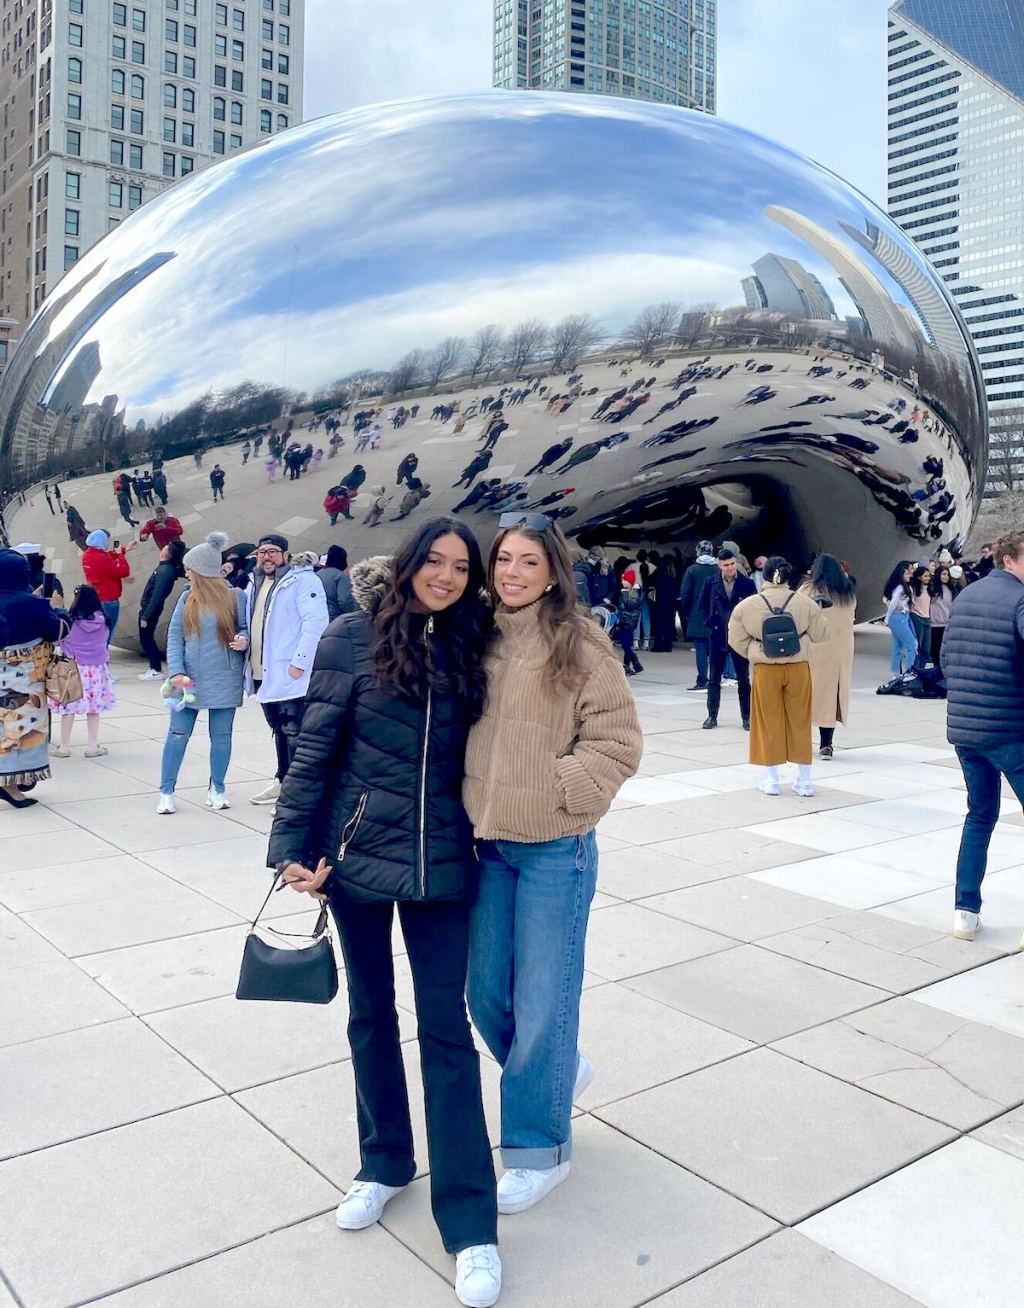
[728,555,829,797]
[801,554,857,760]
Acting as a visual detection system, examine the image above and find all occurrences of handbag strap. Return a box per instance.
[250,874,330,940]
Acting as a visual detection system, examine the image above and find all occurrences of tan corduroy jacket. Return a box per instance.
[728,582,830,666]
[464,602,643,842]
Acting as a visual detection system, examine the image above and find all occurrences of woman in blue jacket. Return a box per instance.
[158,532,248,814]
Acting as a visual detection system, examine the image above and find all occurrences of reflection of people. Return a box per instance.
[396,453,418,487]
[453,450,492,488]
[269,522,501,1307]
[209,464,226,502]
[801,554,856,759]
[525,438,571,476]
[390,480,431,521]
[66,506,89,551]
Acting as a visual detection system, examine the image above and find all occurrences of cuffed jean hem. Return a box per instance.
[499,1139,572,1169]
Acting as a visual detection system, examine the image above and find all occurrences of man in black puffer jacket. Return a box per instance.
[942,529,1024,944]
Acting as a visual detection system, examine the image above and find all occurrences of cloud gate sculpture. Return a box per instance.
[0,92,986,641]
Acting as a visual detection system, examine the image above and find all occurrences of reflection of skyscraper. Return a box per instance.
[48,343,103,415]
[766,205,920,354]
[741,276,767,310]
[493,2,716,111]
[752,254,837,320]
[886,1,1024,485]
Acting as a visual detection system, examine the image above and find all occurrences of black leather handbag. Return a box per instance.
[236,875,339,1004]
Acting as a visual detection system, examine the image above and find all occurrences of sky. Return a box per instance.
[303,0,896,206]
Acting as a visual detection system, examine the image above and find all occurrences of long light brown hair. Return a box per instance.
[183,571,237,647]
[488,521,606,688]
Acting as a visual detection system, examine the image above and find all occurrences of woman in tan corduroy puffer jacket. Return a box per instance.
[464,513,642,1220]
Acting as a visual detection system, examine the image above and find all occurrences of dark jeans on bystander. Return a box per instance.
[138,621,163,672]
[954,741,1024,913]
[260,696,305,782]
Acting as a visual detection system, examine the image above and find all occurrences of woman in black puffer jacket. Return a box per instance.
[268,518,502,1305]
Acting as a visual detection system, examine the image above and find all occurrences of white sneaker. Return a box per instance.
[758,778,780,796]
[455,1245,502,1308]
[250,778,280,806]
[335,1180,405,1230]
[952,909,980,940]
[497,1162,570,1214]
[792,780,816,797]
[137,669,162,681]
[155,794,176,815]
[206,786,230,810]
[573,1055,595,1100]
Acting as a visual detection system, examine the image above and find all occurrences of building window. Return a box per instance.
[262,18,273,39]
[68,93,82,120]
[111,103,125,129]
[163,151,175,177]
[164,83,177,107]
[184,24,196,47]
[280,1,290,14]
[230,133,242,149]
[185,0,197,13]
[133,8,146,31]
[183,55,196,77]
[181,155,194,175]
[230,100,243,125]
[128,183,142,209]
[65,208,80,236]
[279,24,289,45]
[131,40,145,63]
[216,2,227,22]
[168,0,179,8]
[114,3,127,26]
[278,53,288,74]
[165,50,178,72]
[66,172,80,199]
[112,68,125,94]
[231,69,243,91]
[69,0,83,11]
[129,143,143,169]
[260,108,271,132]
[277,83,288,105]
[214,63,227,86]
[263,0,274,8]
[110,138,125,164]
[215,33,227,56]
[69,57,83,84]
[131,73,145,97]
[232,39,244,61]
[261,48,272,68]
[181,121,194,147]
[164,117,176,141]
[261,77,272,100]
[277,113,288,130]
[108,217,121,231]
[213,129,225,153]
[113,34,127,58]
[130,108,144,133]
[166,18,178,41]
[182,87,195,112]
[233,9,245,30]
[109,181,123,208]
[213,96,225,120]
[67,129,81,156]
[64,245,79,271]
[68,22,83,47]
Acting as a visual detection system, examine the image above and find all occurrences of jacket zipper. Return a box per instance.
[418,616,434,898]
[336,790,368,862]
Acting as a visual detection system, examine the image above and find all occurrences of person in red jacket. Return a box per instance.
[138,506,184,550]
[323,485,353,524]
[82,530,137,644]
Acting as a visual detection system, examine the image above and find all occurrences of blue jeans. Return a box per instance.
[691,635,709,686]
[888,612,917,675]
[638,599,651,645]
[954,742,1024,913]
[467,831,598,1169]
[101,599,120,647]
[160,706,236,794]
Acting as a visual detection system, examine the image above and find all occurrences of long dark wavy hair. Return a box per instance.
[907,563,931,598]
[883,560,911,600]
[928,565,952,597]
[372,517,490,719]
[809,552,856,606]
[487,518,604,689]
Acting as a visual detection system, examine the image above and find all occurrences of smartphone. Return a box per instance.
[112,539,120,549]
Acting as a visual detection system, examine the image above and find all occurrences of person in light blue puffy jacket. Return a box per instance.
[157,532,249,815]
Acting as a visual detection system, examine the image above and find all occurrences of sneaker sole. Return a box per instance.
[249,798,278,806]
[952,927,978,940]
[456,1283,501,1308]
[497,1168,569,1214]
[335,1208,385,1231]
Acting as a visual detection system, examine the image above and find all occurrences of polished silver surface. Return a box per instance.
[0,92,986,628]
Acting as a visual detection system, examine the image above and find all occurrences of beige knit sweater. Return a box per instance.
[464,602,643,842]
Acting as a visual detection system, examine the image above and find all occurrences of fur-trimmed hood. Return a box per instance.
[350,555,393,617]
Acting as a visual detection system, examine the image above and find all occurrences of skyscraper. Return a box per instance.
[493,0,716,112]
[886,1,1024,487]
[0,0,305,363]
[751,253,836,321]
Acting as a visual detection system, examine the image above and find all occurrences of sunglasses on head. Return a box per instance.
[497,511,553,533]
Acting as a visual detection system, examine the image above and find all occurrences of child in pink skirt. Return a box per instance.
[49,584,115,757]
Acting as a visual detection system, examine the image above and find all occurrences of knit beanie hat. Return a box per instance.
[183,531,229,577]
[85,529,110,548]
[622,568,638,587]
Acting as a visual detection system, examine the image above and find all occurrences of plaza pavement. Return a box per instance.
[2,628,1024,1307]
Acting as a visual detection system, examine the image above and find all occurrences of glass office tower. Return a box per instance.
[493,0,716,112]
[887,0,1024,491]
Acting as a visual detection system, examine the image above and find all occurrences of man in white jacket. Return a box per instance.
[245,533,330,806]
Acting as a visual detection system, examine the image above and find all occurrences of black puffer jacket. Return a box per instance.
[943,569,1024,748]
[267,556,476,902]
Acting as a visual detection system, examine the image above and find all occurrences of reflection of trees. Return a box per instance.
[547,313,604,371]
[468,324,505,381]
[151,380,293,445]
[503,319,549,375]
[623,302,681,356]
[988,406,1024,495]
[676,303,717,347]
[425,336,467,388]
[389,349,426,393]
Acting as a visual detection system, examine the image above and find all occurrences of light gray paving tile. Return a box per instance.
[236,1041,502,1189]
[137,838,301,921]
[0,1098,337,1308]
[597,1047,953,1223]
[909,954,1024,1040]
[742,815,902,855]
[0,906,63,974]
[0,955,128,1047]
[383,1116,776,1303]
[597,844,743,899]
[0,803,77,838]
[576,982,751,1108]
[651,1229,925,1307]
[624,944,887,1043]
[0,854,178,914]
[584,902,736,981]
[646,827,821,873]
[759,918,967,993]
[97,1217,456,1307]
[874,881,1024,955]
[751,854,949,910]
[799,1139,1024,1308]
[0,828,122,875]
[0,1018,219,1159]
[973,1105,1024,1163]
[643,878,839,942]
[47,793,257,853]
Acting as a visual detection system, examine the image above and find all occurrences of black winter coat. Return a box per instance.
[267,597,477,903]
[699,573,757,650]
[139,560,180,624]
[678,561,717,639]
[943,570,1024,748]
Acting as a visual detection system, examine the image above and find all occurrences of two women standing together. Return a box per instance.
[269,514,642,1308]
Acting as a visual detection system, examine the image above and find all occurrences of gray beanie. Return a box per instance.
[183,531,229,577]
